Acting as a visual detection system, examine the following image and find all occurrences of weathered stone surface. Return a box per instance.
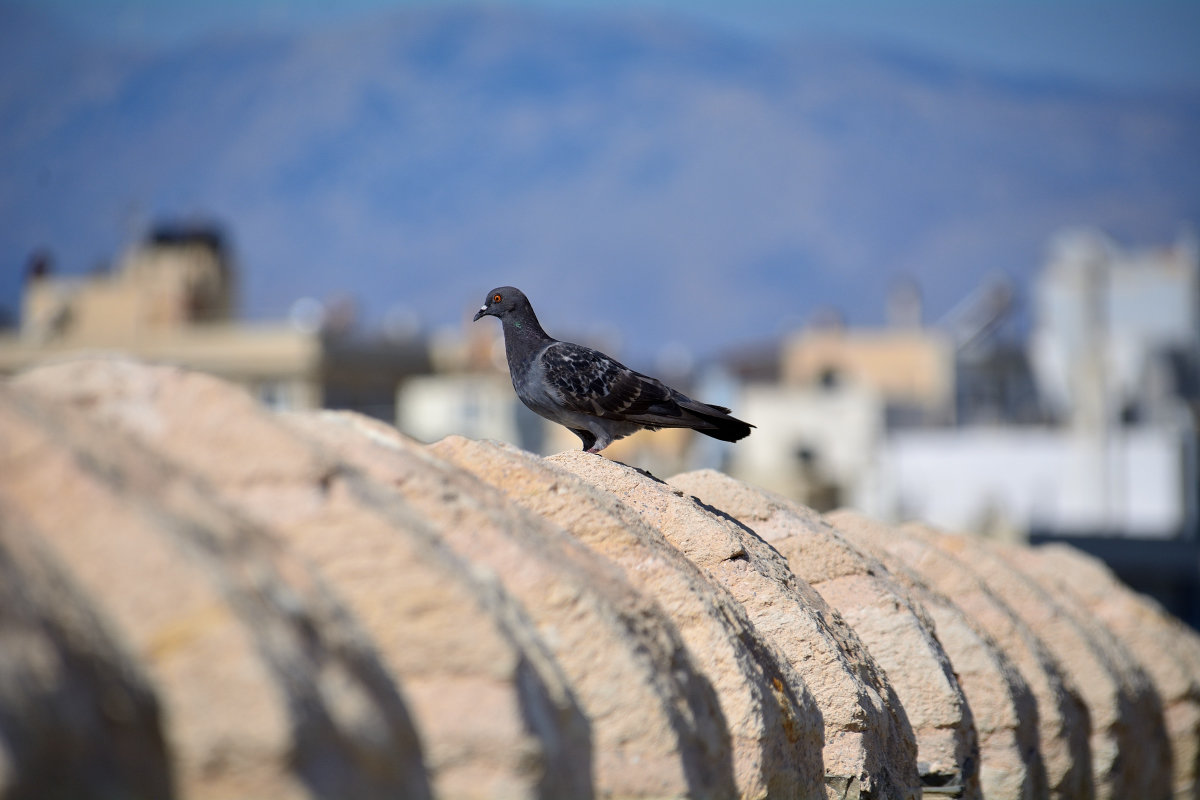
[0,384,431,800]
[9,357,1198,800]
[900,522,1171,800]
[814,512,1046,798]
[15,359,585,800]
[431,435,825,799]
[1016,544,1200,800]
[827,510,1093,800]
[911,585,1046,800]
[670,470,980,798]
[285,411,737,799]
[0,512,173,800]
[551,452,921,800]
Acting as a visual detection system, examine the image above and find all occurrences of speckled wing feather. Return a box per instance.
[538,343,675,421]
[540,340,753,438]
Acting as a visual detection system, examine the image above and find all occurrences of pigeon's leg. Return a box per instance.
[571,429,597,452]
[585,430,616,454]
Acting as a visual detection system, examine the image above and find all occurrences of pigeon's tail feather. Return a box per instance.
[691,411,754,442]
[676,399,754,443]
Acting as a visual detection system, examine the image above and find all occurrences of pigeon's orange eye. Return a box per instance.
[493,294,502,303]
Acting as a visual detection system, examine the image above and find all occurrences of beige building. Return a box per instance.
[781,326,955,423]
[723,321,956,509]
[1,225,429,417]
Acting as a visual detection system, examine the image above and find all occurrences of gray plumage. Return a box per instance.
[473,286,754,453]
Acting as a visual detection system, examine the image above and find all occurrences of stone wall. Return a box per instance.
[1,358,1196,800]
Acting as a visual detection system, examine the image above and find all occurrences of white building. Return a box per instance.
[397,373,543,451]
[1030,228,1199,427]
[865,228,1200,540]
[727,381,884,509]
[867,426,1192,539]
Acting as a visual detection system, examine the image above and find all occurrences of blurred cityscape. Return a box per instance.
[2,220,1197,626]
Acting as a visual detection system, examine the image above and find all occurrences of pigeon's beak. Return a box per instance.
[472,304,488,322]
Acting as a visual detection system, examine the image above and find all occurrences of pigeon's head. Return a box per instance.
[473,286,528,322]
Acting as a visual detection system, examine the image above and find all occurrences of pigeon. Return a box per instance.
[473,286,754,453]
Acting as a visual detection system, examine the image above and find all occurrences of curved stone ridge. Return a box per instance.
[828,510,1095,800]
[0,512,173,800]
[0,375,432,800]
[898,522,1172,800]
[289,413,735,799]
[1024,544,1200,800]
[548,451,921,800]
[430,435,824,799]
[2,357,1197,800]
[669,469,980,798]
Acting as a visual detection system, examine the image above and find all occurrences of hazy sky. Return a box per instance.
[22,0,1200,92]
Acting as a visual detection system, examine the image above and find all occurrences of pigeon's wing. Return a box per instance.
[539,342,682,423]
[539,341,754,443]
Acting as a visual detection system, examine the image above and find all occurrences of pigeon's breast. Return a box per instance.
[512,344,567,418]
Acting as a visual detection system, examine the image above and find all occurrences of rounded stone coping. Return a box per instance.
[550,451,921,800]
[13,360,586,799]
[288,413,736,799]
[0,384,431,799]
[430,434,825,799]
[670,469,979,796]
[827,509,1094,800]
[6,357,1197,800]
[900,522,1170,800]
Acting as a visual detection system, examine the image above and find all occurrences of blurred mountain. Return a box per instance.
[2,4,1198,357]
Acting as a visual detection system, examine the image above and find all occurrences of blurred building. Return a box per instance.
[400,373,541,452]
[719,229,1200,623]
[0,224,430,418]
[727,380,881,511]
[870,230,1199,538]
[1031,228,1200,427]
[728,283,957,510]
[780,327,955,426]
[735,231,1197,538]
